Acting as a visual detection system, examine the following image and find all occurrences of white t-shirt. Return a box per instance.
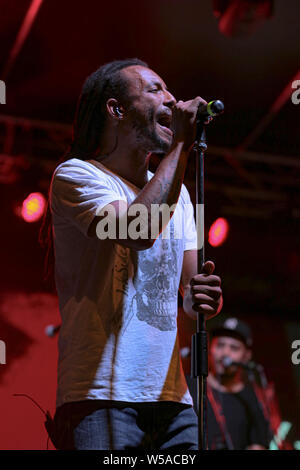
[50,157,198,408]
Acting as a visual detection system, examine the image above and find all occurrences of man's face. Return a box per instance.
[120,65,176,154]
[210,335,251,378]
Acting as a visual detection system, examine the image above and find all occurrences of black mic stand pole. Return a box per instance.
[191,121,208,450]
[190,100,224,450]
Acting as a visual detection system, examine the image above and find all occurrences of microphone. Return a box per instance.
[45,324,61,337]
[180,346,191,358]
[197,100,224,121]
[222,357,258,371]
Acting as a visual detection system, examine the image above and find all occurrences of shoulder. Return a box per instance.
[50,158,117,203]
[53,157,104,179]
[52,158,116,190]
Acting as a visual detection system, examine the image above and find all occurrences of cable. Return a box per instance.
[13,393,56,450]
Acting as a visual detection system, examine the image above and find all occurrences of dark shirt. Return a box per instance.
[207,383,270,450]
[185,375,270,450]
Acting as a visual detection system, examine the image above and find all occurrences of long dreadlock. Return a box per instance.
[39,58,148,282]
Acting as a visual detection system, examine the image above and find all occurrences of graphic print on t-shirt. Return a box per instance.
[133,220,179,332]
[111,219,180,333]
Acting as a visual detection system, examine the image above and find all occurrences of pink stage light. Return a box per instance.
[21,192,46,223]
[209,218,229,247]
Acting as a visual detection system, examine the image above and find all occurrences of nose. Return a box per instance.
[163,89,176,108]
[220,346,232,359]
[222,348,231,358]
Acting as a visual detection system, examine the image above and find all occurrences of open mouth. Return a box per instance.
[157,114,173,137]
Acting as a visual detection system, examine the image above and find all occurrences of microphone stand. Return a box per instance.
[191,121,208,450]
[190,100,224,450]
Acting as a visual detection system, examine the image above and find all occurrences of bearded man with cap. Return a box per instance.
[206,317,271,450]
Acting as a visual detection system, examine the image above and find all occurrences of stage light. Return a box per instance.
[209,217,229,247]
[212,0,273,37]
[21,192,46,223]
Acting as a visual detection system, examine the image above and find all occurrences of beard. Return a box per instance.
[219,368,237,379]
[128,106,173,155]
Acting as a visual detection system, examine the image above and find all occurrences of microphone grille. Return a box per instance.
[208,100,224,116]
[222,356,233,368]
[45,325,55,337]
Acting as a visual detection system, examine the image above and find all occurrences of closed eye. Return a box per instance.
[148,81,165,93]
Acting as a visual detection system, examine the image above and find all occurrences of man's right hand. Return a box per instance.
[171,96,208,150]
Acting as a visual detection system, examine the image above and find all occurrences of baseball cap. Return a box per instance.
[210,317,253,348]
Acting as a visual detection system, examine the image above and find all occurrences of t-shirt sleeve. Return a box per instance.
[181,184,198,251]
[50,159,127,236]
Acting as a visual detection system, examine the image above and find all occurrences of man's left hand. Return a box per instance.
[183,261,223,319]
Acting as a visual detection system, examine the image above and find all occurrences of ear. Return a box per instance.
[106,98,124,121]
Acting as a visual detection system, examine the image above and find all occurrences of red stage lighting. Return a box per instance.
[213,0,273,37]
[21,192,46,223]
[209,217,229,247]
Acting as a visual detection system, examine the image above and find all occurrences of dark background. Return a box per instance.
[0,0,299,449]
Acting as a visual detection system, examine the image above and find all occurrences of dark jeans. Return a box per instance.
[53,400,198,450]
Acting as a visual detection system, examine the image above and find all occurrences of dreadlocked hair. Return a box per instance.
[39,58,149,282]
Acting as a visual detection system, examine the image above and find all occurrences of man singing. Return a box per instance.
[48,58,223,450]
